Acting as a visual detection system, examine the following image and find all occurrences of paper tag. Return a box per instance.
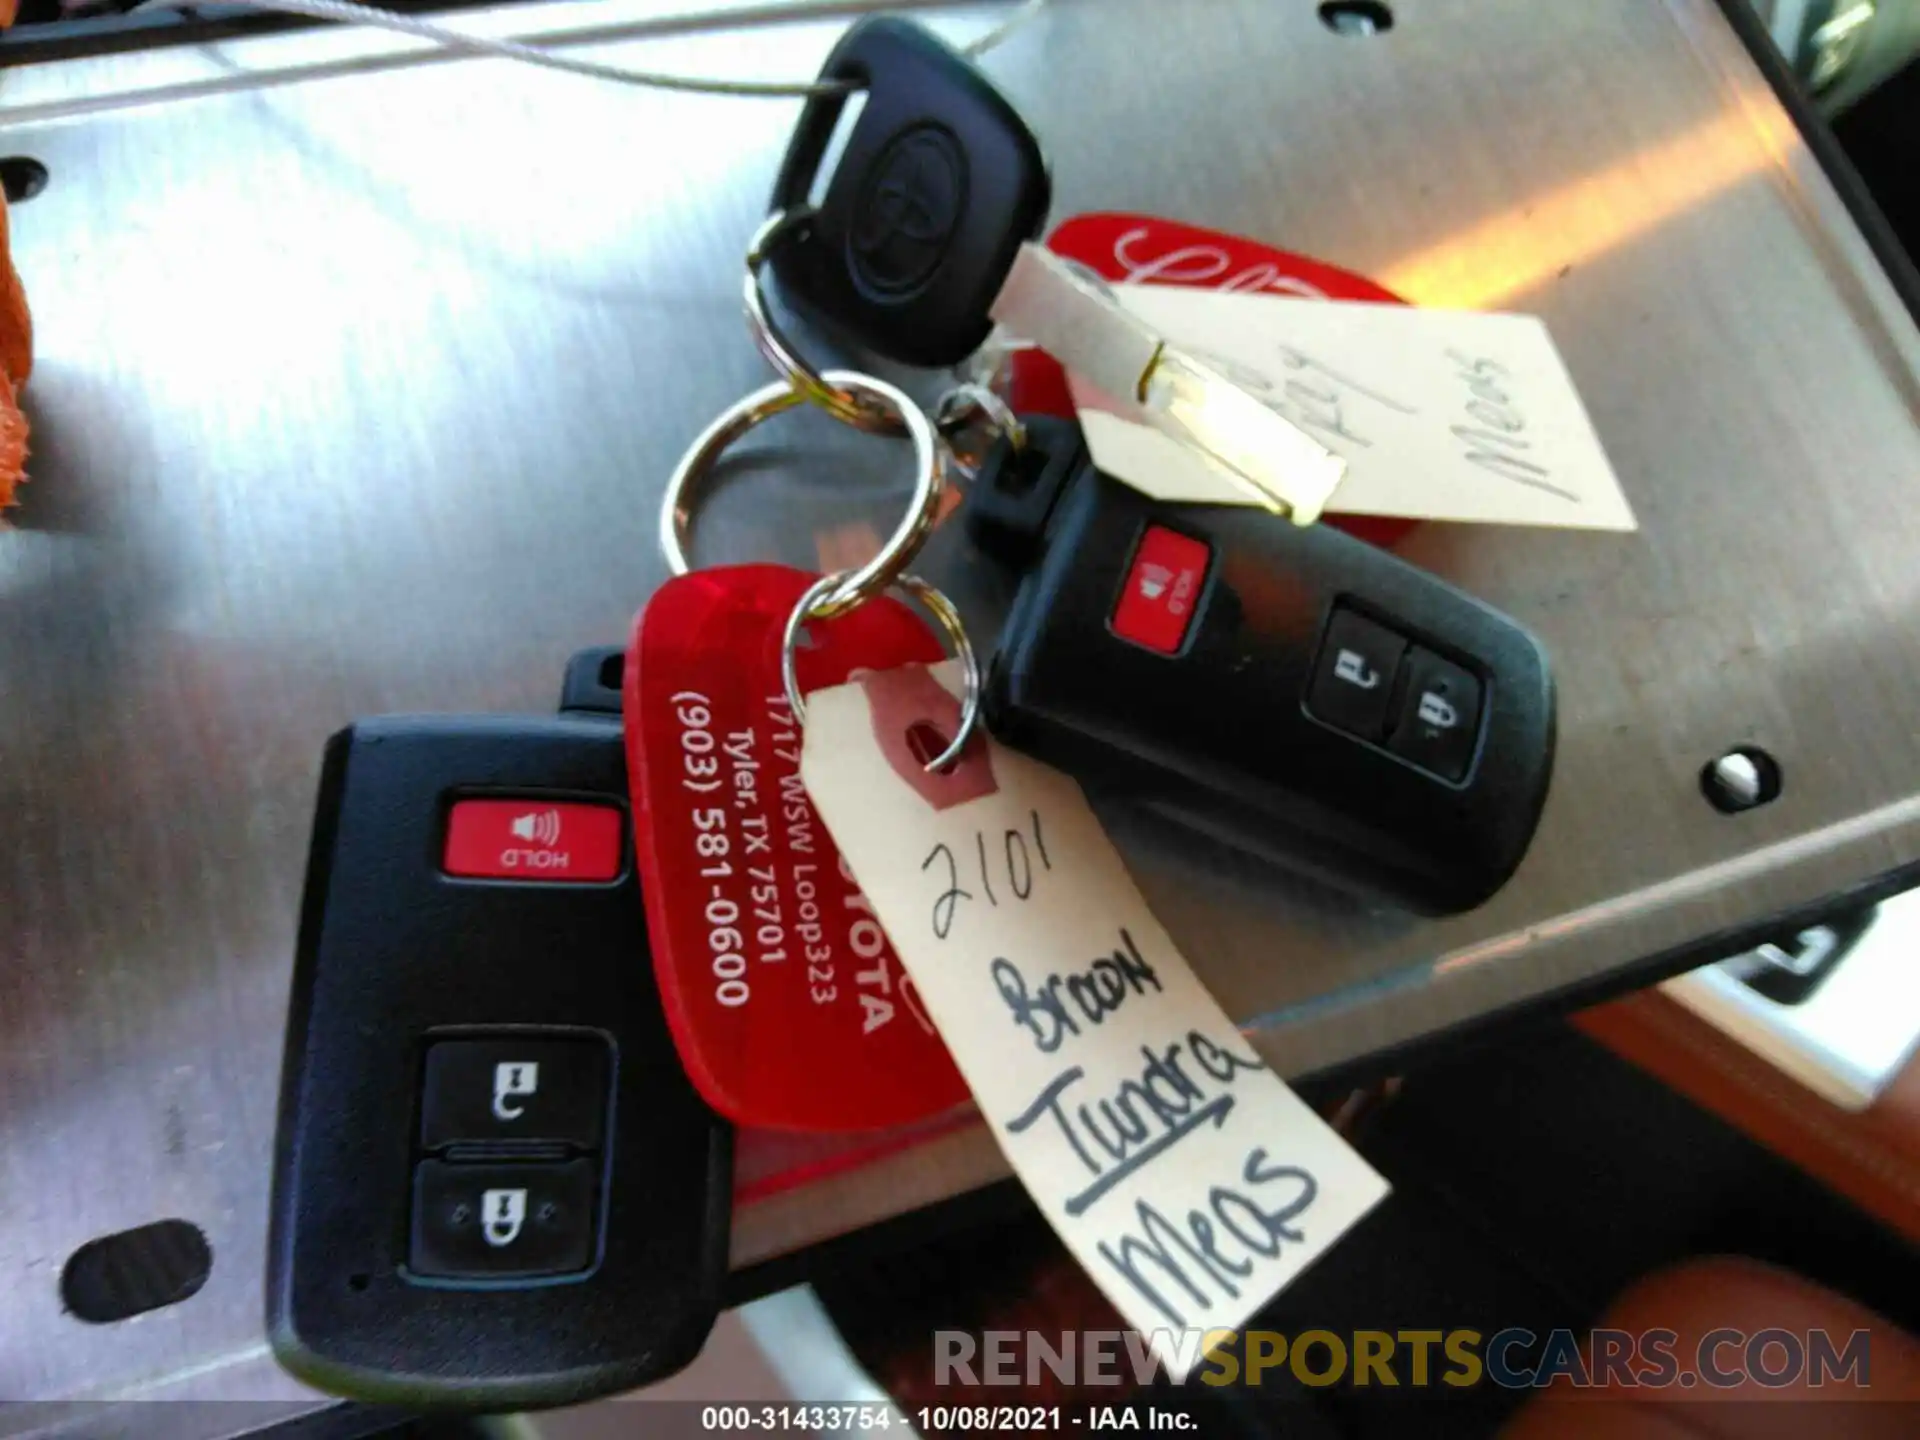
[800,664,1389,1377]
[1069,286,1637,531]
[1017,212,1421,551]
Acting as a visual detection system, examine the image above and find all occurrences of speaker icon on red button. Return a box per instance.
[1111,526,1212,655]
[509,809,563,846]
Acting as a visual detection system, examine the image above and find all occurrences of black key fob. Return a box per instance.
[768,15,1050,368]
[971,420,1556,916]
[267,700,732,1409]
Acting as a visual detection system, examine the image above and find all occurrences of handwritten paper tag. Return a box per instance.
[1068,286,1637,530]
[800,663,1389,1377]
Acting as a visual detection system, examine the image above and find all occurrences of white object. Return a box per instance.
[481,1188,529,1248]
[1068,285,1638,530]
[492,1061,540,1121]
[800,663,1388,1377]
[1663,888,1920,1110]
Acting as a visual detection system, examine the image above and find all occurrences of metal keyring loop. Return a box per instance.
[659,368,945,619]
[935,382,1027,450]
[745,209,902,435]
[934,381,1028,477]
[780,569,982,775]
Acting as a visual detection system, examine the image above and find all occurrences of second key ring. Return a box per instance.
[781,568,982,775]
[745,209,902,436]
[660,367,945,620]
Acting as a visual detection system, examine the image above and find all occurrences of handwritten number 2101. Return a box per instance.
[923,810,1052,939]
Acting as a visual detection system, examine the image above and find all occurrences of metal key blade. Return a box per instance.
[989,243,1346,525]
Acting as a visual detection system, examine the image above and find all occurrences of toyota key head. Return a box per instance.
[766,16,1051,369]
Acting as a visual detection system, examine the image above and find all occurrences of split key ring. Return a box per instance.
[781,569,980,775]
[660,367,945,619]
[659,366,981,772]
[744,209,899,436]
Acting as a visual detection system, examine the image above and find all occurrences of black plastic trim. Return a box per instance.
[1708,0,1920,323]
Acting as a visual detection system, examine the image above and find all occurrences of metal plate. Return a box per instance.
[4,0,1920,1409]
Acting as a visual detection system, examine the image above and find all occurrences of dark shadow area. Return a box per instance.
[815,1018,1920,1438]
[1836,59,1920,261]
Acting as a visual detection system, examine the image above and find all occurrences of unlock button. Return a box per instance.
[410,1159,597,1279]
[1388,648,1484,783]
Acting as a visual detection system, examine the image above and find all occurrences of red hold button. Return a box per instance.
[1110,526,1211,655]
[443,799,624,883]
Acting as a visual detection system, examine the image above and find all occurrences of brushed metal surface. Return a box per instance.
[4,0,1920,1410]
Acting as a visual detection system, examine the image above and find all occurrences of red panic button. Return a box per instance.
[1110,526,1211,655]
[443,799,624,883]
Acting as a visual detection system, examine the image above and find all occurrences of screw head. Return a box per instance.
[1320,2,1395,36]
[1702,747,1782,813]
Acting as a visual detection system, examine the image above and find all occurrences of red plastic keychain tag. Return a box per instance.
[625,563,970,1132]
[1006,212,1418,549]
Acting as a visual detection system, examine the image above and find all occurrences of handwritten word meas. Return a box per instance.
[799,663,1389,1376]
[1067,284,1637,531]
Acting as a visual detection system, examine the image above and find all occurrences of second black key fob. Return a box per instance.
[971,420,1556,915]
[268,708,732,1409]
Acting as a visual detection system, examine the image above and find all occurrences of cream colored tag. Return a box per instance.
[1067,286,1637,530]
[800,663,1389,1377]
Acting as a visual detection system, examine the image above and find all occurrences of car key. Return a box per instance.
[268,703,731,1409]
[967,418,1556,915]
[766,14,1051,369]
[765,19,1344,522]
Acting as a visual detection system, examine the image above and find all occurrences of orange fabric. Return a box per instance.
[1576,990,1920,1246]
[0,192,29,509]
[1502,1257,1920,1439]
[0,0,16,30]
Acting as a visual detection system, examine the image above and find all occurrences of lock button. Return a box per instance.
[1388,647,1484,783]
[420,1037,610,1151]
[1306,608,1408,742]
[410,1159,598,1280]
